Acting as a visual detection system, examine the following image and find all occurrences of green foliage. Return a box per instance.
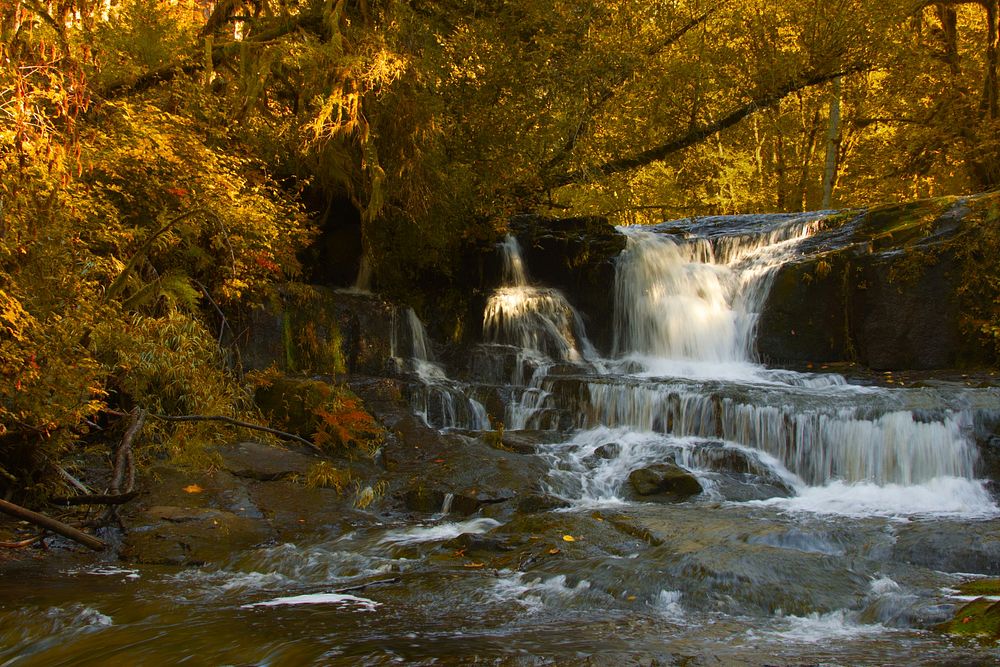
[954,196,1000,362]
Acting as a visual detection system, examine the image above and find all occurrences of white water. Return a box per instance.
[483,236,597,365]
[613,215,824,365]
[393,307,489,430]
[482,214,998,518]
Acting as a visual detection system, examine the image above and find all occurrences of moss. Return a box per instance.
[938,597,1000,640]
[858,197,959,250]
[951,193,1000,363]
[957,579,1000,597]
[281,284,348,375]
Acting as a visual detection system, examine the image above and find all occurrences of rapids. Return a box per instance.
[3,213,1000,665]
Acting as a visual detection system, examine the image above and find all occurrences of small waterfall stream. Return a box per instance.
[392,306,489,430]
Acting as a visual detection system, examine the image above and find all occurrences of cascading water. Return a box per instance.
[516,213,999,518]
[483,236,598,365]
[10,216,1000,666]
[393,307,488,430]
[612,213,826,370]
[480,236,601,429]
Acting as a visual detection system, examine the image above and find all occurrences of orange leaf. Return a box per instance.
[183,484,203,494]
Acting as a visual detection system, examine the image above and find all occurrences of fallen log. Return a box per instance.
[0,498,105,551]
[51,491,139,506]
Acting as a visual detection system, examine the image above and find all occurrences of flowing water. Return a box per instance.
[3,216,1000,665]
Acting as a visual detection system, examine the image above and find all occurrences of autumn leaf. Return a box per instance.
[183,484,203,494]
[562,534,575,542]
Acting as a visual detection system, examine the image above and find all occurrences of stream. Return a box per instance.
[3,214,1000,665]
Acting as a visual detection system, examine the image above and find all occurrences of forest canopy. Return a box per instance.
[1,0,998,495]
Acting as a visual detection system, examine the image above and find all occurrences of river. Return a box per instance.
[2,213,1000,665]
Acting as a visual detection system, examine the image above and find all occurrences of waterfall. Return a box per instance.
[580,381,979,487]
[394,307,489,431]
[483,236,597,365]
[613,215,824,365]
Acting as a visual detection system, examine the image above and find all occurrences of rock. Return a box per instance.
[628,463,703,499]
[516,493,570,513]
[892,521,1000,575]
[235,284,395,375]
[121,510,272,566]
[594,443,622,460]
[500,430,562,455]
[685,442,793,501]
[758,194,1000,369]
[214,441,318,481]
[442,532,514,553]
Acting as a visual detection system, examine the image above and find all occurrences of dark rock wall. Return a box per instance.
[758,195,995,370]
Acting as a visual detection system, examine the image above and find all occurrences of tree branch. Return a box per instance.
[97,13,327,99]
[150,414,322,453]
[0,498,106,551]
[547,65,870,189]
[544,5,721,174]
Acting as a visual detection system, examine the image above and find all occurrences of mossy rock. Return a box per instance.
[938,597,1000,640]
[237,283,396,376]
[957,579,1000,597]
[255,377,385,455]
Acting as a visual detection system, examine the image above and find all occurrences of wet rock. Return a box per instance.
[516,493,571,513]
[687,442,793,501]
[593,443,622,460]
[235,284,395,375]
[442,532,515,553]
[628,463,703,499]
[214,441,318,481]
[758,195,999,369]
[937,595,1000,640]
[402,488,449,514]
[121,510,272,566]
[353,375,551,517]
[893,522,1000,575]
[500,430,562,455]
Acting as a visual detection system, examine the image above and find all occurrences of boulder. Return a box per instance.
[758,194,1000,370]
[628,463,703,500]
[213,441,318,481]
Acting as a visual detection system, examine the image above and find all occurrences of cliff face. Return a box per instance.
[757,194,1000,370]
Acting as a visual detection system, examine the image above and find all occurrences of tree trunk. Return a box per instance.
[797,108,821,212]
[983,0,999,119]
[822,77,842,209]
[775,130,788,210]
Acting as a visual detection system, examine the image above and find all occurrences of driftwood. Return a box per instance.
[51,491,139,507]
[150,413,321,453]
[111,407,146,495]
[0,534,45,549]
[0,498,105,551]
